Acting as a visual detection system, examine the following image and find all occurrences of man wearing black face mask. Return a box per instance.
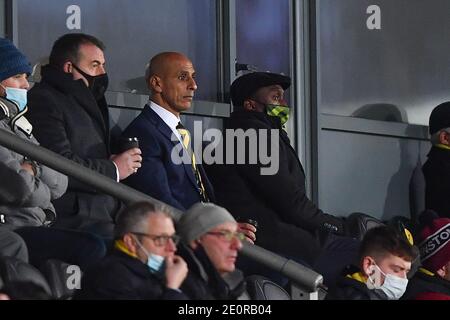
[27,33,142,237]
[206,72,359,288]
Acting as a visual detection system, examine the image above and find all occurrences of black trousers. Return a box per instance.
[15,226,107,271]
[0,227,28,262]
[313,234,361,289]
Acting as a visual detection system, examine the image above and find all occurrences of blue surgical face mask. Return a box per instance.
[1,85,28,112]
[147,253,165,274]
[135,238,165,275]
[367,264,408,300]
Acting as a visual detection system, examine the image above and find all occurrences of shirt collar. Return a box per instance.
[148,101,180,132]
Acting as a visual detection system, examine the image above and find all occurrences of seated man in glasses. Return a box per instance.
[75,201,188,300]
[176,203,247,300]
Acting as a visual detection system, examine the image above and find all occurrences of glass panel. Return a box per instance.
[317,0,450,125]
[235,0,294,140]
[15,0,218,101]
[236,0,291,76]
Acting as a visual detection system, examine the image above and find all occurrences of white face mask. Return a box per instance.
[367,264,408,300]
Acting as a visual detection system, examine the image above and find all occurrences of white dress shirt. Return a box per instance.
[149,101,183,144]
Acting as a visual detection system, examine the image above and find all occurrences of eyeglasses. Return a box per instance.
[132,232,180,247]
[206,230,246,242]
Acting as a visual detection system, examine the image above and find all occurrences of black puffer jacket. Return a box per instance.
[0,97,67,228]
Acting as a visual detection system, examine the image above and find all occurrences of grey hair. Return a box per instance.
[114,201,173,239]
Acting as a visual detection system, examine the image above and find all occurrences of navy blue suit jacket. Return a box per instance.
[122,106,215,210]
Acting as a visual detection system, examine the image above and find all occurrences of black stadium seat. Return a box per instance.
[346,212,385,240]
[0,256,52,299]
[245,275,291,300]
[40,259,82,300]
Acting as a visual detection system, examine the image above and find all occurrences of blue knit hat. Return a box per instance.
[0,38,32,82]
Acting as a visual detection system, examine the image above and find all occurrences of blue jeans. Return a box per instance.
[15,227,107,271]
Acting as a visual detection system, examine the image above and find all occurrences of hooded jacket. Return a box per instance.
[0,96,67,228]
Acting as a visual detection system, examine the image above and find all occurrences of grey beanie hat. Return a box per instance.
[177,203,236,244]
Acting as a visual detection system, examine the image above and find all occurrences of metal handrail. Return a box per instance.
[0,127,323,292]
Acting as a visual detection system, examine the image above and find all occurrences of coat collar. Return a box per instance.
[0,97,32,136]
[40,65,109,138]
[228,109,303,173]
[428,145,450,160]
[110,248,154,279]
[229,110,292,145]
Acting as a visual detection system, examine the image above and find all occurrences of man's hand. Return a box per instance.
[237,222,257,244]
[110,148,142,180]
[20,161,36,176]
[165,255,188,290]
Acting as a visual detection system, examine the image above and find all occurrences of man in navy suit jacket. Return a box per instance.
[122,52,255,243]
[122,52,214,211]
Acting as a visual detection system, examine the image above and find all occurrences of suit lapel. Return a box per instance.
[144,107,177,145]
[144,107,199,189]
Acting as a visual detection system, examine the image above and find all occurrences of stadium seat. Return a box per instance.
[40,259,82,300]
[245,275,291,300]
[346,212,385,240]
[0,256,52,298]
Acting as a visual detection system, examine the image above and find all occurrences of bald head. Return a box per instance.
[145,52,187,83]
[145,52,197,116]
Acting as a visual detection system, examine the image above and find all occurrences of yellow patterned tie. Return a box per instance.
[176,122,209,202]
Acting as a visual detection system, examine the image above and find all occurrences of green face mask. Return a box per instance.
[266,104,291,126]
